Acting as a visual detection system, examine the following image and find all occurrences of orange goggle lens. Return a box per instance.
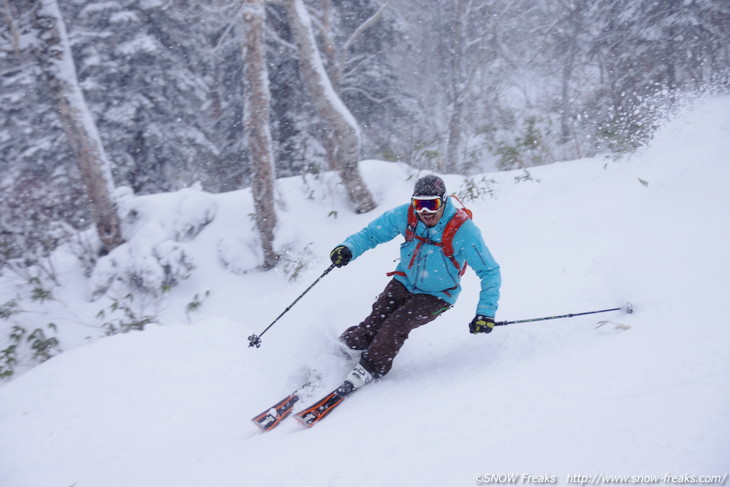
[411,197,443,213]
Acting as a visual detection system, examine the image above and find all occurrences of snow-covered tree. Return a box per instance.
[588,0,730,150]
[1,1,89,266]
[283,0,375,213]
[31,0,124,253]
[66,0,218,194]
[311,0,412,163]
[404,0,517,172]
[240,0,279,269]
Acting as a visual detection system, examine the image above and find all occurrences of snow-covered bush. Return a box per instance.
[217,236,260,275]
[90,238,196,298]
[279,243,316,282]
[173,189,217,242]
[155,241,196,288]
[89,187,214,299]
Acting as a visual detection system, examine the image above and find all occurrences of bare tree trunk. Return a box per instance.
[241,0,279,269]
[557,0,586,145]
[559,62,571,143]
[444,0,471,174]
[284,0,376,214]
[445,93,465,173]
[2,0,21,53]
[31,0,123,254]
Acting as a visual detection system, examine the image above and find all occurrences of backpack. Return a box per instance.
[404,195,473,276]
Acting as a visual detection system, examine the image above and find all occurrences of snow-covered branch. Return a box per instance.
[341,0,393,53]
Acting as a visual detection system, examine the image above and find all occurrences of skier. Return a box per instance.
[329,174,501,392]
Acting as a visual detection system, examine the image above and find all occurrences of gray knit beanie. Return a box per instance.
[412,175,446,198]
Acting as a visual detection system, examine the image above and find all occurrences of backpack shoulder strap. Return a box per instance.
[449,194,472,219]
[442,195,472,275]
[405,204,418,242]
[441,208,470,258]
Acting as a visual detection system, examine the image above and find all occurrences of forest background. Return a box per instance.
[3,0,730,264]
[0,0,729,376]
[2,0,729,263]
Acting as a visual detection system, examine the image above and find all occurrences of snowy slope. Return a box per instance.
[1,97,729,486]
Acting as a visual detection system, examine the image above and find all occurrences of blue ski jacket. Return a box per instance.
[340,198,501,317]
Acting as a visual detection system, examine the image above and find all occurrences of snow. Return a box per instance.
[116,34,161,55]
[1,96,730,486]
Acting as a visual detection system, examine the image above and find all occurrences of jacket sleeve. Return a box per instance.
[341,204,409,260]
[456,221,501,317]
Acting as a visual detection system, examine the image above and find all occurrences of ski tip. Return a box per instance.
[623,301,634,314]
[251,408,293,432]
[252,419,268,432]
[251,417,273,432]
[293,413,316,428]
[251,415,284,432]
[293,416,304,427]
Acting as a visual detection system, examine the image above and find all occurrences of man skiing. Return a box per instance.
[252,174,502,430]
[329,174,501,392]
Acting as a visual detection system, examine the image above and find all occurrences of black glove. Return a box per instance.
[330,245,353,267]
[469,315,495,334]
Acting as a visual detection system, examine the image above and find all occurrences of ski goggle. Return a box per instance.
[411,196,444,213]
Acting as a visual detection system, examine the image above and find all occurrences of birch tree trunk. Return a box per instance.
[241,0,279,269]
[445,0,468,173]
[32,0,124,254]
[284,0,376,214]
[2,0,21,54]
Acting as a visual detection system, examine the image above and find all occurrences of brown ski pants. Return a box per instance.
[340,279,451,378]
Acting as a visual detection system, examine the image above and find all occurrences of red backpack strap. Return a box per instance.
[449,194,473,219]
[405,204,418,242]
[441,209,470,258]
[442,195,472,275]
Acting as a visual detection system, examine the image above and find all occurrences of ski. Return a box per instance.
[251,391,302,432]
[251,371,322,432]
[293,382,354,428]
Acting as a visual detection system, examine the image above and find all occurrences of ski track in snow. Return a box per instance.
[1,97,729,486]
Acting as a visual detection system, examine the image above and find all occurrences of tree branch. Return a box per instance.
[341,85,393,104]
[212,2,247,52]
[342,0,393,53]
[265,24,298,52]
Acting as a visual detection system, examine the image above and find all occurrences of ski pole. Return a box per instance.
[248,264,336,348]
[494,302,633,327]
